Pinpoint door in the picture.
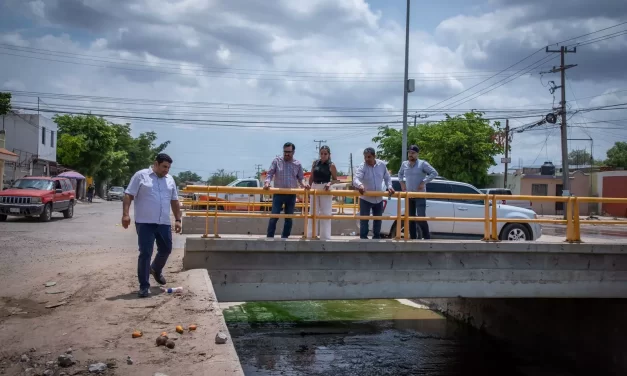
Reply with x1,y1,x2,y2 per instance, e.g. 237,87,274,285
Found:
231,180,259,210
555,184,564,212
424,182,455,234
450,184,487,236
52,180,67,211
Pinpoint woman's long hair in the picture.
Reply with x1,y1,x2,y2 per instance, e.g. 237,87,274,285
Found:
319,145,331,163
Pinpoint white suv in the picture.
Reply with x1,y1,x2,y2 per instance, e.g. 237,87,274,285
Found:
363,177,541,241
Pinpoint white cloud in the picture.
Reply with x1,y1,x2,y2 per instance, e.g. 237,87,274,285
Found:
216,45,231,63
0,0,624,178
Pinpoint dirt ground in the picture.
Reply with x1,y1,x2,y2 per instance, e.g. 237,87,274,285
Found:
0,199,240,376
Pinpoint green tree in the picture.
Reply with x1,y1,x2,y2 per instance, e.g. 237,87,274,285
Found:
55,116,171,194
372,112,503,187
207,169,237,186
0,92,10,116
55,115,117,177
174,170,203,188
605,142,627,169
1,92,11,130
568,149,593,166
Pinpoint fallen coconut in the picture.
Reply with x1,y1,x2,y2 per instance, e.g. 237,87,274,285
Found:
156,336,168,347
166,340,175,349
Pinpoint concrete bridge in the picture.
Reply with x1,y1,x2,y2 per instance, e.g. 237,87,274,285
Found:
183,237,627,302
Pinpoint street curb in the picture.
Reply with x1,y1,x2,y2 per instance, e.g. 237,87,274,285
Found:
184,268,245,375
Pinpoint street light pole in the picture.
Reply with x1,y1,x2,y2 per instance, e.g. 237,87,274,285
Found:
401,0,410,162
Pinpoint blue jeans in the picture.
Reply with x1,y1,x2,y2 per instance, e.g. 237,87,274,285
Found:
135,223,172,290
359,200,384,239
408,198,431,239
267,194,297,238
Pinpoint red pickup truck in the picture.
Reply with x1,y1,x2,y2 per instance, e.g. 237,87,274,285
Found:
0,176,76,222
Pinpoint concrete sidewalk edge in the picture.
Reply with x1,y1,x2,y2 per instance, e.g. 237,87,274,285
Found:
184,268,245,375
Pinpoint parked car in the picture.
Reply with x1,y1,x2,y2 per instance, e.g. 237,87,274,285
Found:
479,188,532,210
362,177,541,241
191,178,304,211
0,176,76,222
107,186,125,201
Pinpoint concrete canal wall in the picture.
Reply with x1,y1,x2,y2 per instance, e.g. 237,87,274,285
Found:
422,297,627,375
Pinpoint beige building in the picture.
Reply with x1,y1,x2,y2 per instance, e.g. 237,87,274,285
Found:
519,171,590,215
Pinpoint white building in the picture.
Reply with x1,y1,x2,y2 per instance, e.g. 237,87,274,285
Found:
1,112,58,185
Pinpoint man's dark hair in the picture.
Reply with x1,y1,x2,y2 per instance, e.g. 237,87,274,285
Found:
363,147,376,156
155,153,173,164
283,142,295,151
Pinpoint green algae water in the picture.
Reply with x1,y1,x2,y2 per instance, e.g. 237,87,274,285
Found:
224,299,574,376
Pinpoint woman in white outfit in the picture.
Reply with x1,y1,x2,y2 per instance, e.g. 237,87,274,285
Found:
307,146,338,240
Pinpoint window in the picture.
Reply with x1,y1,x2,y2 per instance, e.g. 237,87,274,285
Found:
236,180,257,188
451,184,484,204
42,127,46,145
531,184,548,196
426,182,452,201
51,131,55,147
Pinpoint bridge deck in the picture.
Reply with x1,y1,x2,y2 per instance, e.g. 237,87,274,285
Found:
183,236,627,301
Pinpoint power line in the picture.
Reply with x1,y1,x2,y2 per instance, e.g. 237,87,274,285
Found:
0,43,533,78
423,21,627,111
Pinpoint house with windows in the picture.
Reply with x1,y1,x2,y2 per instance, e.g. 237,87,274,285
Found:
519,170,590,216
1,112,58,186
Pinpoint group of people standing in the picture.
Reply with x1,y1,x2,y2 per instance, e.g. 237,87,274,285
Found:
119,145,438,298
264,142,438,241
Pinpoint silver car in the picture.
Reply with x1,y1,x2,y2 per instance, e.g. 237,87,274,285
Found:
107,186,125,201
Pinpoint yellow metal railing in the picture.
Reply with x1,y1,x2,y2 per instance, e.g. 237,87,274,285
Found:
181,185,627,243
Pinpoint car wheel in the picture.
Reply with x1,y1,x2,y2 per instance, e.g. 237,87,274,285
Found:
63,201,74,218
39,204,52,222
500,223,531,241
0,214,6,222
388,222,422,239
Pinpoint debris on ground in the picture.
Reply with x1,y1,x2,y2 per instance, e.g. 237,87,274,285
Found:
57,354,76,367
44,282,57,287
88,362,107,373
45,301,67,309
188,324,197,331
156,336,168,346
175,325,184,334
21,354,29,362
126,356,133,365
166,340,175,349
215,332,229,344
132,330,143,338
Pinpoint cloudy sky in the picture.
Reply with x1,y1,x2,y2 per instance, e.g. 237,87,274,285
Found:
1,0,626,181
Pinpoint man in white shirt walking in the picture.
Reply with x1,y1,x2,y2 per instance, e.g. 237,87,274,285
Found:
353,147,394,239
122,153,182,298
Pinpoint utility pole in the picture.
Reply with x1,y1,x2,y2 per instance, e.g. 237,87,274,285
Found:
504,119,510,189
314,139,327,152
545,45,577,196
254,164,262,179
349,153,354,184
401,0,411,161
412,113,428,127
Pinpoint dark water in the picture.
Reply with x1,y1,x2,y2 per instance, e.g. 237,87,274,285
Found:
223,299,573,376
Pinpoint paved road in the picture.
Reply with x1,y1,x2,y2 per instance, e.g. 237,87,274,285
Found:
0,200,212,376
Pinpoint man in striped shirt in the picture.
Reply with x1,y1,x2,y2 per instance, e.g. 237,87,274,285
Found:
264,142,309,239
